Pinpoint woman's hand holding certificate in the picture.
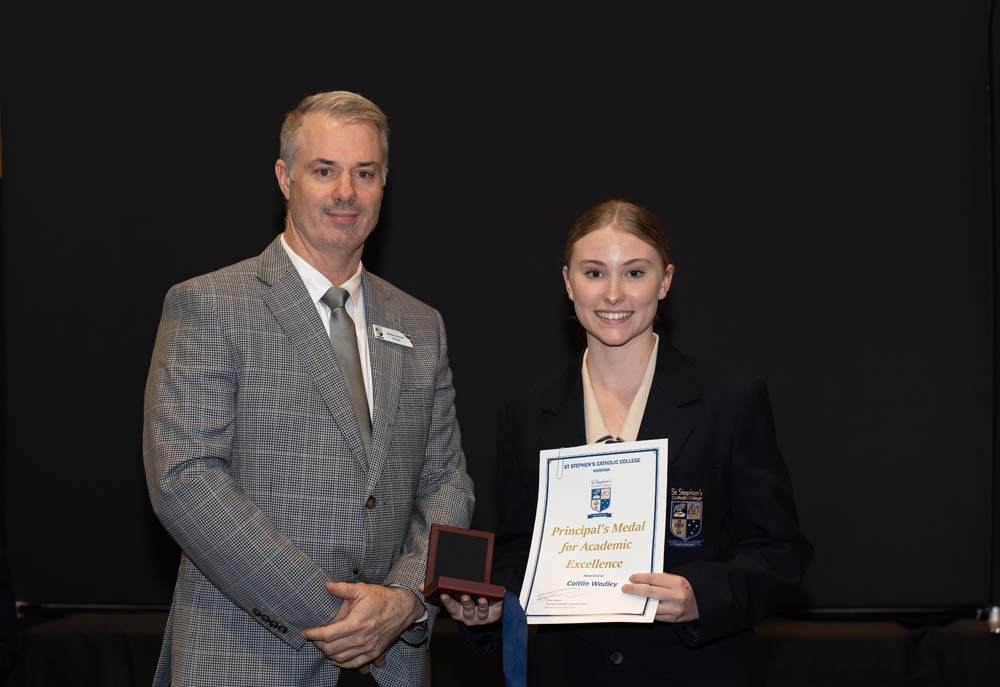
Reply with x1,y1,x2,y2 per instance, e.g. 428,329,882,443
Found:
622,572,700,623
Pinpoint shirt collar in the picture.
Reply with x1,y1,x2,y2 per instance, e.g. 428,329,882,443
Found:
280,234,364,307
582,333,659,444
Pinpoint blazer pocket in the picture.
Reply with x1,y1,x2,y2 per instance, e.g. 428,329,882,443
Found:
398,383,434,410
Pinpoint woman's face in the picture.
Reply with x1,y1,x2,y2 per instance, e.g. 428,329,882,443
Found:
563,225,674,351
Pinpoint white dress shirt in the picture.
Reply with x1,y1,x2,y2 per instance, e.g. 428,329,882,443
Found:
280,234,374,417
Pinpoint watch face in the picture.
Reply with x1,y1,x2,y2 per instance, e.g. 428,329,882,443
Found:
400,619,429,647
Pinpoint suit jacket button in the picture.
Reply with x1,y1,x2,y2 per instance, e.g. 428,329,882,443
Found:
609,650,624,665
365,496,377,509
252,609,261,617
279,625,287,633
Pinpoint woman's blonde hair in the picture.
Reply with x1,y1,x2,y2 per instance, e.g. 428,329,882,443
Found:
564,199,672,269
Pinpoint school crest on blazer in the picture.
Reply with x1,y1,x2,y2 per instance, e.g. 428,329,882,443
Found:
669,487,704,547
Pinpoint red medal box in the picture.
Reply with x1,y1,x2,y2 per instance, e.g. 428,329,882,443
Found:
423,524,505,601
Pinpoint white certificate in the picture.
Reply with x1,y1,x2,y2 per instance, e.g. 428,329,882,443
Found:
519,439,668,624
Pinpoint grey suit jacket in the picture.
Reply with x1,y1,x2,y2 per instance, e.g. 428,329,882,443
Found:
143,237,475,686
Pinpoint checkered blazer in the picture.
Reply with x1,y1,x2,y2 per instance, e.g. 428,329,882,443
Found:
143,237,475,686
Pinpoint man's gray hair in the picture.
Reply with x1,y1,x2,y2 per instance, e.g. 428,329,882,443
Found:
279,91,390,171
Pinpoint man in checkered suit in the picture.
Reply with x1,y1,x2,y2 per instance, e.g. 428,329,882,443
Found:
143,91,475,686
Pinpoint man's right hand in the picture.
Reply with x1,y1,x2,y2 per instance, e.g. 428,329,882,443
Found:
302,582,423,668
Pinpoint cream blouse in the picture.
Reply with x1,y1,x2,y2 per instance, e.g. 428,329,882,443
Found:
582,334,659,443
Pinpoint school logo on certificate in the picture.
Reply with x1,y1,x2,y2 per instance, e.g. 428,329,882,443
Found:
669,498,703,546
588,486,612,518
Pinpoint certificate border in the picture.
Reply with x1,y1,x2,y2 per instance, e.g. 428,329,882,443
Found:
524,445,663,620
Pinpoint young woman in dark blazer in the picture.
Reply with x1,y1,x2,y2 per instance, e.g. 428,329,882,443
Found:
442,200,812,685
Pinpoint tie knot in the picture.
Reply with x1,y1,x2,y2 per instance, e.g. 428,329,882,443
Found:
322,286,349,311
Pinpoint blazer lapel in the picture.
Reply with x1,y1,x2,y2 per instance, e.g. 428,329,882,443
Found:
256,238,369,472
541,341,700,460
540,354,587,450
638,340,701,466
361,273,403,496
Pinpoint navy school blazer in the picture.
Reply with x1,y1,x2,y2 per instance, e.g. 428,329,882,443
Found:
480,338,813,685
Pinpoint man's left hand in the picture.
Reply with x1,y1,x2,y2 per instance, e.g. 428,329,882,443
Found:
301,582,424,668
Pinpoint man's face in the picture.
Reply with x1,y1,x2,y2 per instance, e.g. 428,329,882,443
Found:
275,114,386,264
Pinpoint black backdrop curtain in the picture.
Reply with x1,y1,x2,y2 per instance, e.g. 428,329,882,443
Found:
2,1,995,611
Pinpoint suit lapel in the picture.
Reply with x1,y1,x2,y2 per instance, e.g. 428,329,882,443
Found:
361,273,403,496
256,238,369,472
637,340,700,466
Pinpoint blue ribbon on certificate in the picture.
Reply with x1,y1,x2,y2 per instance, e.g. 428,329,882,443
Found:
501,589,527,687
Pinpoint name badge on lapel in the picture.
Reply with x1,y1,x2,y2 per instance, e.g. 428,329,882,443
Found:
373,324,413,348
